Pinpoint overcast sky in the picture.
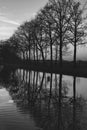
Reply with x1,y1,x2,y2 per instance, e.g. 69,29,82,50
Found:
0,0,86,41
0,0,48,40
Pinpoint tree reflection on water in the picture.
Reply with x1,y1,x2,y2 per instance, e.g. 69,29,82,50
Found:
0,66,86,130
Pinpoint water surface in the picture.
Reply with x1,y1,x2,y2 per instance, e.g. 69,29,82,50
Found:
0,66,87,130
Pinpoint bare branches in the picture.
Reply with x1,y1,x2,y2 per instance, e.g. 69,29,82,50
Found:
0,0,87,63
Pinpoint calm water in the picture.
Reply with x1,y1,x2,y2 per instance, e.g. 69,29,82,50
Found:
0,65,87,130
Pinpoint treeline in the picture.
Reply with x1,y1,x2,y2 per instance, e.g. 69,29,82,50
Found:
0,0,87,66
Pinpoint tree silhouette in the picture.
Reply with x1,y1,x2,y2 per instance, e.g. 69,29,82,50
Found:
68,1,87,67
0,0,87,67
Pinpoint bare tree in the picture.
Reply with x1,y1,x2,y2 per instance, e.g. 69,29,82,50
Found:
68,1,87,67
31,16,46,61
41,0,74,65
39,4,56,62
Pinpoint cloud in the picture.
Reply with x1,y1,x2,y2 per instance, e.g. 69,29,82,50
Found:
0,26,17,40
1,19,20,25
0,12,20,40
0,16,20,25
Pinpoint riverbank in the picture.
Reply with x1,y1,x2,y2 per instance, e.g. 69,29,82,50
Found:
1,60,87,77
24,60,87,77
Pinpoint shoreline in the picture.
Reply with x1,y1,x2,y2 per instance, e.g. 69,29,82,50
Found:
1,60,87,77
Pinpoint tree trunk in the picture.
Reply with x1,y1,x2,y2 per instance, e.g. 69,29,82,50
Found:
49,27,53,63
73,42,76,67
26,51,28,60
59,41,62,67
73,24,77,68
45,47,47,60
29,48,31,60
34,49,35,61
23,51,25,60
41,49,45,61
59,12,62,67
50,44,53,62
36,48,38,61
55,44,58,61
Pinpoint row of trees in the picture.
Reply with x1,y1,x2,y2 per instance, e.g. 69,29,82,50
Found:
0,0,87,66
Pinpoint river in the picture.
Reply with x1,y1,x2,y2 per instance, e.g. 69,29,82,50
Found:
0,65,87,130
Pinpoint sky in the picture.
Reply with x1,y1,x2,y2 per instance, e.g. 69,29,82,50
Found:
0,0,87,60
0,0,48,40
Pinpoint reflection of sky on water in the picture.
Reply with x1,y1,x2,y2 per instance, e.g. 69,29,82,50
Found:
62,75,87,99
0,87,39,130
76,77,87,99
1,67,87,130
0,88,12,105
17,69,87,99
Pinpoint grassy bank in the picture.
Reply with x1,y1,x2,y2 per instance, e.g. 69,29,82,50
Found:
1,60,87,77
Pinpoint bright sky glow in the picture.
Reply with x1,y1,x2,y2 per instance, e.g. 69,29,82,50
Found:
0,0,48,40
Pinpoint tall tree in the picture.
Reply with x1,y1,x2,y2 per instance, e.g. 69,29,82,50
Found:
31,17,46,61
68,1,87,67
41,0,74,65
40,4,56,62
